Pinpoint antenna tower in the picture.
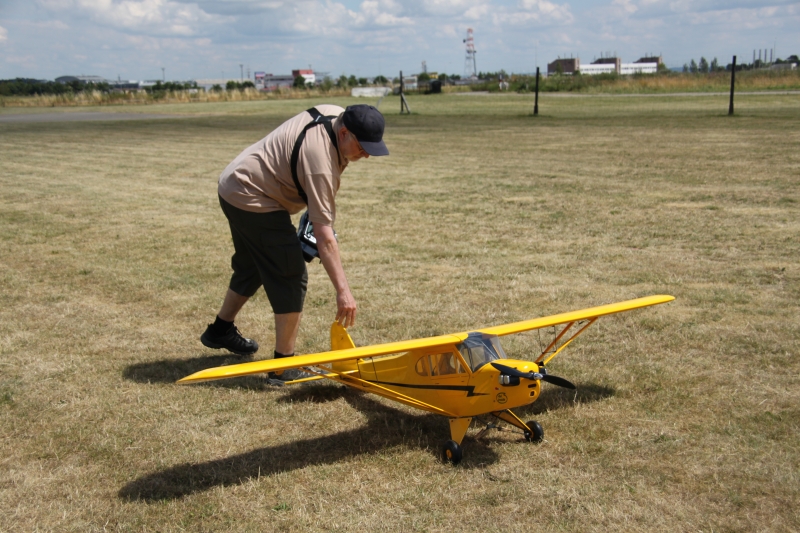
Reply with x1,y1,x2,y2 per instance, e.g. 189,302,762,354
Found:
463,28,477,79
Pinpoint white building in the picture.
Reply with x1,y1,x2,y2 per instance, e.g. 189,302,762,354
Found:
620,63,658,75
580,63,616,75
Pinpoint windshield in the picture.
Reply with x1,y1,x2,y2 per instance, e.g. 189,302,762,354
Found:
456,332,507,371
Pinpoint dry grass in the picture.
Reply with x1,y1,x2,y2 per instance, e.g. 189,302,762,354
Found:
0,87,354,108
1,93,798,532
557,69,800,94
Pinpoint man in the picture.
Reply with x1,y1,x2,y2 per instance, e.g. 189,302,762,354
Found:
200,104,388,375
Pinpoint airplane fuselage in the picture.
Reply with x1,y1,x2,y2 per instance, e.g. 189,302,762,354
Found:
340,348,541,418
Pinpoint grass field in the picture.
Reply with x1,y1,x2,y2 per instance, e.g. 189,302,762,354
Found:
1,93,798,532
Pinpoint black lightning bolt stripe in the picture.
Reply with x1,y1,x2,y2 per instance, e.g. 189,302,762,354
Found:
366,380,488,397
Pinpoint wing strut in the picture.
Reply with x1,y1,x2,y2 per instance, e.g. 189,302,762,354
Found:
304,366,459,418
534,318,597,365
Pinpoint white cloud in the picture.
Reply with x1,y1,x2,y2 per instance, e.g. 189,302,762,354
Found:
36,0,223,36
612,0,638,14
4,0,795,80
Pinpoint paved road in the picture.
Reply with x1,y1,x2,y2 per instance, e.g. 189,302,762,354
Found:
0,112,179,123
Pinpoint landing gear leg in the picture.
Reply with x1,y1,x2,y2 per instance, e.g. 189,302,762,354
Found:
491,410,544,443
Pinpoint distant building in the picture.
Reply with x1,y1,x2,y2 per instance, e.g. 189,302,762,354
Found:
401,75,418,91
109,80,142,91
593,56,621,69
620,63,657,75
636,56,663,66
254,72,266,89
547,55,661,76
581,63,617,75
548,58,579,75
262,75,295,91
55,75,107,84
291,69,315,85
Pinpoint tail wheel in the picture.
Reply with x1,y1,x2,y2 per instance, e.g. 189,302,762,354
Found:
524,420,544,443
441,440,463,465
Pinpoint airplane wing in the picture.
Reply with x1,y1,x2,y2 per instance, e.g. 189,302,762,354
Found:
477,294,674,336
178,294,674,384
178,333,464,384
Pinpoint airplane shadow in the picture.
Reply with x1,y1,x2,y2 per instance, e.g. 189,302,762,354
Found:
118,390,499,502
122,354,275,391
515,382,616,417
119,357,611,501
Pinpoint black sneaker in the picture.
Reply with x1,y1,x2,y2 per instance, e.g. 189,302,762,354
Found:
200,324,258,356
268,368,316,383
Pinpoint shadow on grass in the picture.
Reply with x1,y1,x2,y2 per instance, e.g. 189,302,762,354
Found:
122,354,274,391
516,382,616,417
118,392,498,502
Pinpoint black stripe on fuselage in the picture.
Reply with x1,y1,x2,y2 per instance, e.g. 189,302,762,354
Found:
367,380,488,397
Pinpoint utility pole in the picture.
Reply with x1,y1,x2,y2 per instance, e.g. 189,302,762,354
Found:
161,67,165,82
729,55,737,116
240,64,243,81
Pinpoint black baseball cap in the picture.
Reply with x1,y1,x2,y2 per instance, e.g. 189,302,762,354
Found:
342,104,389,156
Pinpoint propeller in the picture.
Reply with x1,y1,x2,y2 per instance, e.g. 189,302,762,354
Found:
491,362,576,390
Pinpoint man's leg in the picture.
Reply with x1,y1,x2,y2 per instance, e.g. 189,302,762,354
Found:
218,288,249,322
274,312,302,355
203,197,263,356
271,312,312,382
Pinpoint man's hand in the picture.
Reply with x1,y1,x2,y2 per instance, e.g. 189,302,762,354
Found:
315,223,357,328
334,287,357,328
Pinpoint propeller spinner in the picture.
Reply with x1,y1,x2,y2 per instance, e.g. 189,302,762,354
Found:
491,362,576,390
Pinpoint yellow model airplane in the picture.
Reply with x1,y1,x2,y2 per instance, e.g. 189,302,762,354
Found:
179,294,673,464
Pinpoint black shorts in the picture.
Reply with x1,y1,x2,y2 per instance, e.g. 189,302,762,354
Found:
218,196,307,314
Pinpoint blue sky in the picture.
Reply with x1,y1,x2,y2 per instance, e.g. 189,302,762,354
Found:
1,0,797,81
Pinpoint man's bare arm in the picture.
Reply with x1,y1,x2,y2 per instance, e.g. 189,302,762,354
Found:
315,224,357,328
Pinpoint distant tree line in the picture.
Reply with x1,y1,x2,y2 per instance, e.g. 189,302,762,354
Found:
225,80,254,91
683,55,799,73
0,78,206,97
0,78,111,96
145,80,198,93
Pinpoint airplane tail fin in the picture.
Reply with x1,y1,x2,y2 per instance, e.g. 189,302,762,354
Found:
331,321,358,372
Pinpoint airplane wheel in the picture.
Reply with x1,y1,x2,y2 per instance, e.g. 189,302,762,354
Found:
524,420,544,443
441,440,463,465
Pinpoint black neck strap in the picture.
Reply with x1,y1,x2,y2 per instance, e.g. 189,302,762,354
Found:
290,107,340,205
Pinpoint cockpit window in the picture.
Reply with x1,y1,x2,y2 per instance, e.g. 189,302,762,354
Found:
415,356,429,376
456,332,507,371
429,352,466,376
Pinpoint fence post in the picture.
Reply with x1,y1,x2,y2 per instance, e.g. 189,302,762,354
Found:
400,70,404,114
534,67,540,116
728,55,736,116
399,70,410,114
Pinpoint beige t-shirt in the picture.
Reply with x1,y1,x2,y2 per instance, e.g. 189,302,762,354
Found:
217,104,347,226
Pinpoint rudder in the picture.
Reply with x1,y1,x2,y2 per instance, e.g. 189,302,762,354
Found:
330,322,358,372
